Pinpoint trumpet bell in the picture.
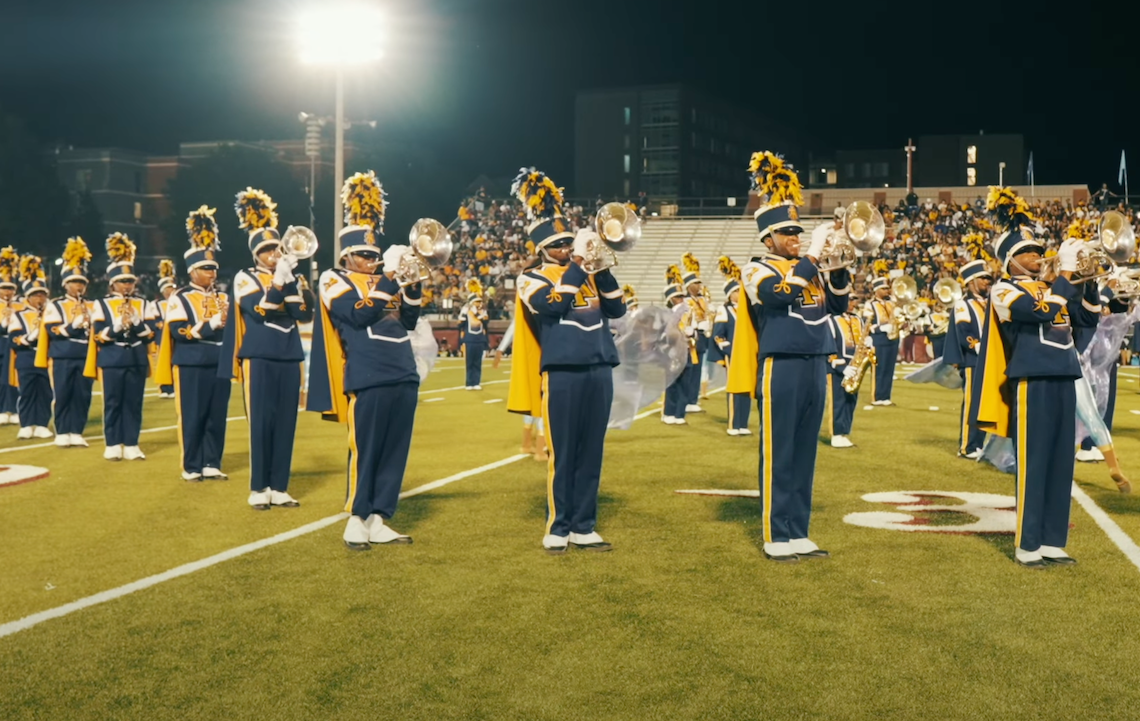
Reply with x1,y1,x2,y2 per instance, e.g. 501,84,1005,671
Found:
843,200,885,252
892,275,918,303
596,202,641,252
932,278,963,305
1099,210,1136,264
281,226,319,259
408,219,454,268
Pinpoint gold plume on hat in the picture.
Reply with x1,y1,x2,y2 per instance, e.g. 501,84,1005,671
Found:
0,246,18,283
665,264,682,286
466,278,483,296
718,255,740,281
105,233,137,264
341,171,388,231
62,237,91,268
235,188,278,231
622,284,637,300
158,259,175,278
682,252,700,275
18,254,44,283
186,205,220,250
748,151,804,207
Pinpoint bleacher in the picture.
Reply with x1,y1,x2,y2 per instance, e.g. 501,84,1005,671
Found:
609,215,829,303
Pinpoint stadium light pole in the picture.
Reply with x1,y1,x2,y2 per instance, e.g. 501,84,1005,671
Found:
297,4,384,260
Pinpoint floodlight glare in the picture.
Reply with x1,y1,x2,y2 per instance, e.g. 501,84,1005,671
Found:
297,4,385,66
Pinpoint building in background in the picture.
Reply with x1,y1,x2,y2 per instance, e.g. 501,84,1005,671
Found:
915,133,1025,188
575,84,800,205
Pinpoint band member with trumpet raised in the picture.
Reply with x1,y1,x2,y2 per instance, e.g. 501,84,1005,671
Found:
942,251,991,460
217,189,307,506
863,276,900,406
155,259,178,399
661,265,694,425
825,296,864,448
35,238,95,447
508,167,625,554
8,256,52,439
974,186,1084,569
154,207,231,482
713,256,751,436
459,279,489,390
309,171,424,549
87,233,157,461
0,247,21,426
681,253,711,411
727,151,851,563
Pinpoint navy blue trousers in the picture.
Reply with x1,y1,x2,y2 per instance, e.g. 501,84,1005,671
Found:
728,392,751,430
871,340,899,401
17,366,51,428
757,355,826,543
827,371,857,437
1012,377,1076,552
160,384,174,395
51,358,93,435
685,349,705,404
346,382,418,519
543,365,613,537
930,334,946,359
1080,366,1118,451
663,368,692,419
958,367,986,455
175,365,231,474
242,359,299,492
465,343,486,386
102,366,146,446
0,343,17,414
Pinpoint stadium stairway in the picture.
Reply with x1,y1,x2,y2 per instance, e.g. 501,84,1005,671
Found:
609,215,828,303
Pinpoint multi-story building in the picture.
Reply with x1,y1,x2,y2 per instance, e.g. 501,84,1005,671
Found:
574,84,800,205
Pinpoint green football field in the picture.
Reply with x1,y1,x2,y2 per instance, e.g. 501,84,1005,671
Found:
2,358,1140,720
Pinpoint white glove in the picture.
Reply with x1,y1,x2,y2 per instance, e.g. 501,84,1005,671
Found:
698,320,712,334
830,358,845,369
273,259,295,287
112,318,124,333
806,228,829,259
879,323,894,336
209,314,224,330
864,335,874,348
382,244,409,274
70,314,86,330
843,365,858,381
1058,238,1082,272
572,229,596,264
282,253,299,271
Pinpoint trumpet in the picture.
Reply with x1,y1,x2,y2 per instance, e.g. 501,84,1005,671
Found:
279,226,319,260
118,297,141,328
396,218,454,287
1039,246,1114,285
582,202,641,273
206,286,228,323
1111,268,1140,301
818,200,886,271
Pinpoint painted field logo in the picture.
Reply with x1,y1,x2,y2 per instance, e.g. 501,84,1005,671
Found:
843,491,1016,534
0,464,50,489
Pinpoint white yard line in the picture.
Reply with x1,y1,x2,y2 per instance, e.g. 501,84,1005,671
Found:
0,454,531,640
1070,482,1140,573
0,417,247,455
419,380,509,395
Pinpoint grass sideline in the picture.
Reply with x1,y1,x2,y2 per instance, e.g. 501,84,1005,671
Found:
1,360,1140,719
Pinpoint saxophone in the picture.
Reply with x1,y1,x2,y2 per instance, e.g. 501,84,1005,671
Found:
842,317,876,393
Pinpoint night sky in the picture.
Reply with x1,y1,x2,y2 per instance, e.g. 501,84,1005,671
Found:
2,0,1138,192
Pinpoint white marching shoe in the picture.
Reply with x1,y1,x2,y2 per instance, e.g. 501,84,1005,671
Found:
123,446,146,461
568,531,612,551
69,434,89,447
343,516,370,550
248,489,271,510
736,428,752,435
32,426,53,439
103,444,123,461
727,428,741,436
789,538,830,558
1075,448,1104,463
54,434,71,447
831,435,854,448
366,514,411,544
202,467,229,480
543,533,569,554
269,490,300,507
473,385,483,390
0,413,9,425
16,426,33,439
685,404,704,413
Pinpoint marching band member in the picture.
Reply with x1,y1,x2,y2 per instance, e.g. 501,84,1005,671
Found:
87,233,157,461
713,256,750,436
8,256,52,439
220,189,307,507
825,296,863,448
494,316,548,461
974,187,1083,569
863,277,899,405
727,151,850,563
943,251,992,459
507,167,625,554
0,247,22,426
308,171,421,549
661,265,693,425
35,238,95,447
459,280,489,390
155,207,231,482
681,253,711,411
155,259,178,399
928,301,950,358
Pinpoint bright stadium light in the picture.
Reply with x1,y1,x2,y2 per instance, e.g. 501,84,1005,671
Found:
297,5,384,66
296,3,385,256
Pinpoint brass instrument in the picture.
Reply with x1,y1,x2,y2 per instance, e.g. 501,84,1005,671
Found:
70,294,92,330
1039,214,1135,284
903,301,926,321
1111,268,1140,301
279,225,319,259
843,341,876,393
118,296,141,327
932,278,963,306
583,202,641,272
205,286,228,324
1099,211,1136,263
818,200,886,271
884,275,917,341
397,218,454,286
